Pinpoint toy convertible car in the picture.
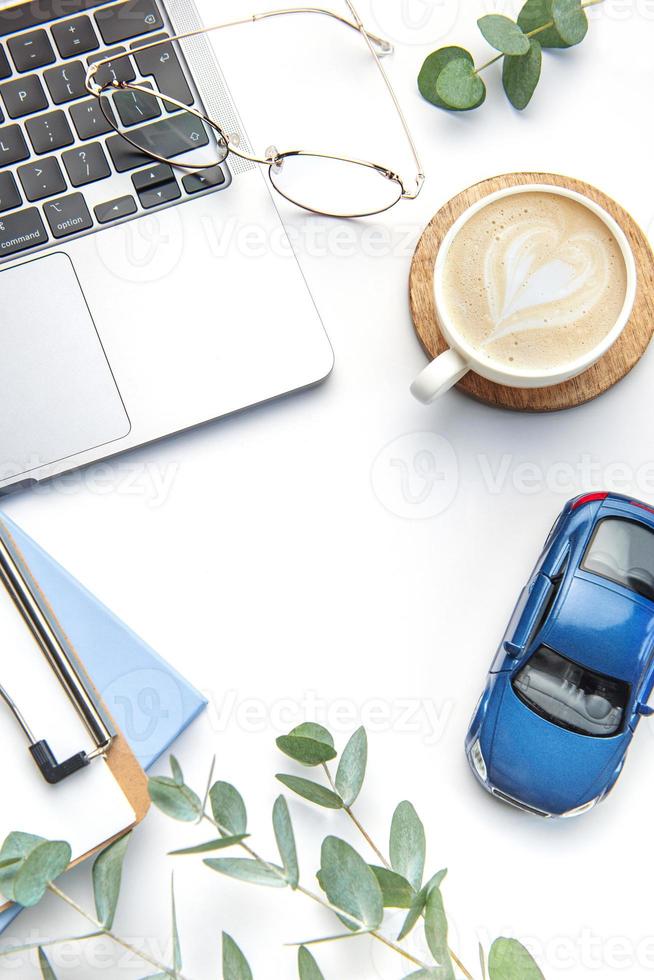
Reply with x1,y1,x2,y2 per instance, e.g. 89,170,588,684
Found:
466,492,654,818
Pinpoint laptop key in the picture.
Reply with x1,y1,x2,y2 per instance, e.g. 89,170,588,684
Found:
44,61,88,104
52,16,100,59
0,43,12,80
87,47,136,88
114,84,161,127
94,194,137,223
132,162,173,191
18,156,67,201
0,2,108,39
70,96,116,139
138,178,180,209
62,141,111,185
0,206,48,255
0,171,21,212
183,166,226,194
106,114,209,171
8,30,56,73
95,0,163,46
26,110,75,154
0,123,29,166
0,75,48,118
132,35,193,107
44,192,93,238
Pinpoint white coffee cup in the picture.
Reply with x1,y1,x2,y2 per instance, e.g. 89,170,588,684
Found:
410,184,638,404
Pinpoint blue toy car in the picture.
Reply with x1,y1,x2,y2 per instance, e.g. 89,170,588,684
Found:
466,492,654,818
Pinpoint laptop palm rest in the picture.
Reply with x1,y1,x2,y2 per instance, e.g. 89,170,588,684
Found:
0,253,130,482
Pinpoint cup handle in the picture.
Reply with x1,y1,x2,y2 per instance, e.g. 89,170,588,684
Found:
410,349,470,404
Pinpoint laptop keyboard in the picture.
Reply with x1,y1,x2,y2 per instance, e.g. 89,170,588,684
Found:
0,0,229,261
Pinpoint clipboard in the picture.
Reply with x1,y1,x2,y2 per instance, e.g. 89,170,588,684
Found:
0,517,150,914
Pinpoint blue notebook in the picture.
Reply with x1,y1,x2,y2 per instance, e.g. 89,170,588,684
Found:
0,512,207,933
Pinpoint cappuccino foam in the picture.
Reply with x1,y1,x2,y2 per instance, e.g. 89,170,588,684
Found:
441,192,628,372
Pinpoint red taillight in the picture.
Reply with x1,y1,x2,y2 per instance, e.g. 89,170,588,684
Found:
571,492,609,510
630,500,654,515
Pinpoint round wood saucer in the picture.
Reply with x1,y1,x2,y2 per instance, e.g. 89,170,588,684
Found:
410,172,654,412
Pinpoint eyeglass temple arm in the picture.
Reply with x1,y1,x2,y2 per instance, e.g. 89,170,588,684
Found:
342,0,424,197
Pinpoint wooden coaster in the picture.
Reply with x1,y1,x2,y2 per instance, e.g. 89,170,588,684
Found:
410,172,654,412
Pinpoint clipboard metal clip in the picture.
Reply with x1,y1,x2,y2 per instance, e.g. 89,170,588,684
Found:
0,532,116,785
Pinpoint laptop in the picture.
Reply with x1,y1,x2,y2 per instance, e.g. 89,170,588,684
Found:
0,0,334,494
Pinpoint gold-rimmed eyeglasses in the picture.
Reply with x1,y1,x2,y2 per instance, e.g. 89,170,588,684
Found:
85,2,425,218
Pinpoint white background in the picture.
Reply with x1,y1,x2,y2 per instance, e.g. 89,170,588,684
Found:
2,1,654,978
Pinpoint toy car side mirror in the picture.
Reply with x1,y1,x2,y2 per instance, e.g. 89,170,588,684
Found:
504,640,524,659
636,703,654,718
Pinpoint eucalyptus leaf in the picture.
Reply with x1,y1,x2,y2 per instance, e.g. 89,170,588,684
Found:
276,775,343,810
551,0,588,45
276,735,337,767
488,938,545,979
205,857,287,887
298,945,326,980
210,782,247,836
169,756,184,786
502,38,542,109
402,972,439,979
0,834,71,908
517,0,569,47
397,870,447,942
418,46,477,109
171,876,181,972
290,723,334,748
319,836,383,932
38,947,58,980
223,933,253,980
436,58,486,111
335,727,367,807
169,835,248,856
273,795,299,888
424,885,454,980
478,15,530,55
92,832,131,929
148,776,202,823
389,802,425,892
369,866,414,909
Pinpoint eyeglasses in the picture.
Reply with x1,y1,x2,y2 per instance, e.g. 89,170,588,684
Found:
85,3,425,219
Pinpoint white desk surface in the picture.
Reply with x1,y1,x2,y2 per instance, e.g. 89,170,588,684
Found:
2,1,654,977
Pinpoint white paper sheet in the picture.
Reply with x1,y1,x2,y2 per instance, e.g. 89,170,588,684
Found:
0,583,136,906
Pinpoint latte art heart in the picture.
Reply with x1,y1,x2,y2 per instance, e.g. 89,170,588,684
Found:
442,192,628,373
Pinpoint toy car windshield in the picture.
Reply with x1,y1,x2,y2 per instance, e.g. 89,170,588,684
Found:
582,517,654,602
513,646,629,737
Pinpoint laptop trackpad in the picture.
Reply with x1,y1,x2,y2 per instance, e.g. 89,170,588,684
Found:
0,253,130,479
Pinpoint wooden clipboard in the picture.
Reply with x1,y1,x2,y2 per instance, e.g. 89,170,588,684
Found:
0,517,150,913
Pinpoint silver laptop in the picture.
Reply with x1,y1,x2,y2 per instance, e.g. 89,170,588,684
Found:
0,0,333,494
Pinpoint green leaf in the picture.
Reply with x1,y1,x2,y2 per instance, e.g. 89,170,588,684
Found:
370,866,414,908
223,933,253,980
275,775,343,810
169,835,248,856
488,938,545,979
335,727,367,807
276,735,337,767
424,885,455,980
389,802,425,892
290,723,334,747
298,945,326,980
0,834,71,908
148,776,202,822
478,15,530,55
319,836,383,932
436,57,486,111
397,870,447,941
402,972,439,979
517,0,569,47
38,947,58,980
169,756,184,785
171,876,181,972
418,47,477,110
273,796,299,888
205,857,287,887
502,38,542,109
552,0,588,45
210,782,247,836
92,832,131,929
